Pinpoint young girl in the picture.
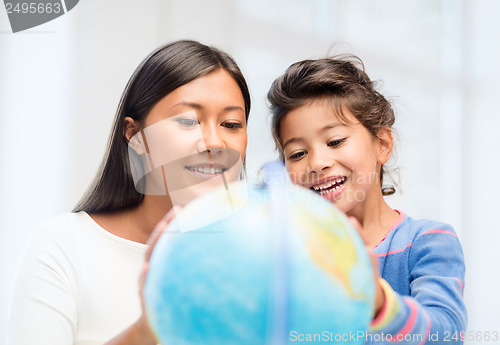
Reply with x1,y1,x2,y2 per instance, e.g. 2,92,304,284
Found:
268,57,466,344
7,40,250,345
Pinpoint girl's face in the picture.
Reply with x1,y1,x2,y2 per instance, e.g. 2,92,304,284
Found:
127,69,247,205
280,99,391,215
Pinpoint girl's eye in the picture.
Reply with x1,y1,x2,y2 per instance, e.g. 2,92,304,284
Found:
222,122,243,130
328,138,347,147
289,151,306,160
176,118,199,127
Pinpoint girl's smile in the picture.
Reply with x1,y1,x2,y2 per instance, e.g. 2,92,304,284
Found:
280,99,389,216
309,175,348,200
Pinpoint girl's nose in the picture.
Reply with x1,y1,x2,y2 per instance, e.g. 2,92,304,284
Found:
307,148,333,174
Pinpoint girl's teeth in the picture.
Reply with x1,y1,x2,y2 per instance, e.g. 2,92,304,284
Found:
312,177,346,194
319,183,341,195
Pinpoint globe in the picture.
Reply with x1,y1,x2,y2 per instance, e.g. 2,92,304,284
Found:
144,164,375,345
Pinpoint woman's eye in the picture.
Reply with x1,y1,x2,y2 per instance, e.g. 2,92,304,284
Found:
289,151,306,160
328,138,346,147
176,118,199,127
222,122,243,130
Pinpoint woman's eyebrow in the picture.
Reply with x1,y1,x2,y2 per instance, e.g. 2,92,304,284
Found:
169,101,203,111
168,102,244,113
222,105,245,112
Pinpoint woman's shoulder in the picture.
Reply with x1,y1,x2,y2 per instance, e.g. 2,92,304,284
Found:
12,213,92,290
22,212,96,260
30,212,91,241
31,211,147,256
36,211,87,227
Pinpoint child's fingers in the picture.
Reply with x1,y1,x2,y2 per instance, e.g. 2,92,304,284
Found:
347,216,386,317
365,248,385,317
368,251,385,317
348,216,369,245
367,248,380,275
348,216,362,232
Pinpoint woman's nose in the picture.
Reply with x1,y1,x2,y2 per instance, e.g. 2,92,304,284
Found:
196,123,225,153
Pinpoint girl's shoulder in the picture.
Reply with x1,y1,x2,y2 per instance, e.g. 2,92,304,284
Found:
394,212,463,259
376,211,464,270
398,212,458,239
376,211,461,254
400,213,465,275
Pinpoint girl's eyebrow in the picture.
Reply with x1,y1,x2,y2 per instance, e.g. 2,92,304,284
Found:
283,137,302,149
283,123,341,149
320,123,341,132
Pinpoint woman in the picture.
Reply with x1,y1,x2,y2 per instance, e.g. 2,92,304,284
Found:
7,40,251,345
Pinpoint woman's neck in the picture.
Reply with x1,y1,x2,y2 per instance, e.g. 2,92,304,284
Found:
90,195,173,244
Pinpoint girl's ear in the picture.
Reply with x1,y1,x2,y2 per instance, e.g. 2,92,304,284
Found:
376,127,393,164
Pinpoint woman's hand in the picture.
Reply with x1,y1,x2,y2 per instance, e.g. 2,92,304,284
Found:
105,207,180,345
347,217,385,319
138,206,181,343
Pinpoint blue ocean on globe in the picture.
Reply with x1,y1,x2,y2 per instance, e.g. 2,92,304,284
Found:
144,164,375,345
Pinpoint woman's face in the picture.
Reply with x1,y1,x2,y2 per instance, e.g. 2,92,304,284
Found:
128,69,247,206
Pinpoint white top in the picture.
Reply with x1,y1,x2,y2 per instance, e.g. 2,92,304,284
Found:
6,212,147,345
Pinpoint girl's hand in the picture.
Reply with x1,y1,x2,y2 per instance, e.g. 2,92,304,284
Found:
347,217,385,319
137,206,181,344
367,250,385,318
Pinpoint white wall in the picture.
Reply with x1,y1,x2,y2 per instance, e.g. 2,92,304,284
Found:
1,0,499,342
0,7,76,341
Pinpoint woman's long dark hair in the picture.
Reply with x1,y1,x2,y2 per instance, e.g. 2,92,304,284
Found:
73,40,251,213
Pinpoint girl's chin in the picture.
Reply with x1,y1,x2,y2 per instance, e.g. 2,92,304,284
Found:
322,194,352,214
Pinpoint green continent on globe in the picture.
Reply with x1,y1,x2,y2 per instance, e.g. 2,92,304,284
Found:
291,206,361,300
